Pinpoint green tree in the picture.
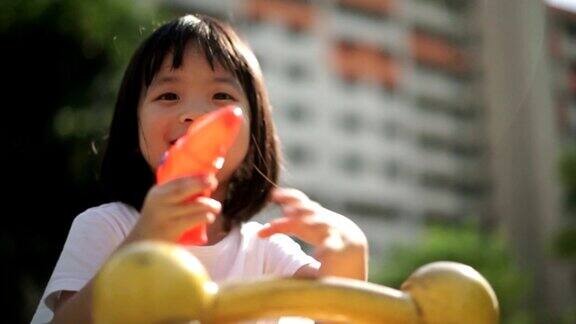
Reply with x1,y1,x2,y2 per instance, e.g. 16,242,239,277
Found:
371,223,536,324
552,147,576,323
1,1,169,322
556,147,576,260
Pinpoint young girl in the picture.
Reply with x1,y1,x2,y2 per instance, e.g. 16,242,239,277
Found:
32,14,368,324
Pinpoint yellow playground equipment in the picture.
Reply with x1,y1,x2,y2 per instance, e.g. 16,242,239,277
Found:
93,242,500,323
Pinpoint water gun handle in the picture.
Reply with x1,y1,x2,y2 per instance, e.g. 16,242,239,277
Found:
178,178,212,245
156,106,243,245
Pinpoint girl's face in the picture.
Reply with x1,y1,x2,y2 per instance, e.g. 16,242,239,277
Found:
138,46,251,184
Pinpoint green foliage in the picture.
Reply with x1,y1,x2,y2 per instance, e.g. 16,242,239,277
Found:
559,147,576,214
552,226,576,259
556,147,576,260
371,223,536,324
4,1,171,186
1,1,171,321
2,0,170,135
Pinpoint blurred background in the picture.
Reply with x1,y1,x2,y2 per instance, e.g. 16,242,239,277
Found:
2,0,576,323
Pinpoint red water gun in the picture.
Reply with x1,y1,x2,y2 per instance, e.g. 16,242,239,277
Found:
156,105,244,245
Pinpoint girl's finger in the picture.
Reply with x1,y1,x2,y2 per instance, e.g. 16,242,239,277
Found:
171,197,222,218
258,218,300,238
161,175,218,203
282,204,316,218
172,212,216,235
259,217,332,246
270,187,310,205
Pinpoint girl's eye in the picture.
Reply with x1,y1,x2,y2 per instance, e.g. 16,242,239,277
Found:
157,92,179,101
213,92,236,101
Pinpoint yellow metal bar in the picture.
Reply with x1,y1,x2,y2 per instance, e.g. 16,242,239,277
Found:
93,242,500,324
210,278,419,323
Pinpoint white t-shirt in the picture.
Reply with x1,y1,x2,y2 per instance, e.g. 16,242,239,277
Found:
31,202,320,324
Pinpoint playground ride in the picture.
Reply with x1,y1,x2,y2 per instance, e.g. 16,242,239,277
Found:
93,241,500,324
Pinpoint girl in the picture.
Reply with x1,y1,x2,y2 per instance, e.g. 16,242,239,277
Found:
32,14,368,324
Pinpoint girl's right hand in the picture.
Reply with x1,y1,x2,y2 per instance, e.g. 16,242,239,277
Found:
126,175,221,243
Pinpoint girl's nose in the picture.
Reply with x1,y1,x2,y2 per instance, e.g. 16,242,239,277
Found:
179,113,193,123
179,108,202,124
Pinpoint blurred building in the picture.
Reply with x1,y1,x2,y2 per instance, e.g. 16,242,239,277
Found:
160,0,483,260
154,0,575,317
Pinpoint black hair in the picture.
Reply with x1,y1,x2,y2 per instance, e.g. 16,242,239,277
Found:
101,14,280,231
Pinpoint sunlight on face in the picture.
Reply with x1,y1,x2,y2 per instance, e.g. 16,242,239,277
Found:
138,45,251,185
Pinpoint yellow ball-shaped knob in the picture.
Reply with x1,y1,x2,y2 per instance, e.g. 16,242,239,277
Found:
93,241,216,324
401,261,499,324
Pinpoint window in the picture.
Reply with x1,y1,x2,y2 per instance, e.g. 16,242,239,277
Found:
416,0,470,13
339,112,362,134
566,20,576,38
383,160,401,180
418,132,481,159
343,200,400,219
245,0,316,32
381,120,400,139
450,142,481,159
453,180,484,198
286,62,308,81
337,0,391,21
339,153,364,174
285,103,309,123
285,144,313,165
418,133,450,151
416,96,476,121
420,171,453,190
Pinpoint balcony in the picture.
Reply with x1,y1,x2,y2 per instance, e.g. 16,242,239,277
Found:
331,7,403,54
168,0,238,15
337,0,395,18
331,40,401,89
407,67,468,103
403,0,465,36
245,0,317,32
410,30,469,74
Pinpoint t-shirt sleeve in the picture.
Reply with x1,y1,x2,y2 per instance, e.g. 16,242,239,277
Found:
263,233,321,277
38,209,124,316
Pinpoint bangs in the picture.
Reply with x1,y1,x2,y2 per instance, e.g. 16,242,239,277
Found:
141,14,245,87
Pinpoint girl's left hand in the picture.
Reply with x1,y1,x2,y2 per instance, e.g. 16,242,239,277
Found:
258,187,369,280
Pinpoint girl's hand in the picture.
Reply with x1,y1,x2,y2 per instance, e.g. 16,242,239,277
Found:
258,187,369,280
126,175,222,243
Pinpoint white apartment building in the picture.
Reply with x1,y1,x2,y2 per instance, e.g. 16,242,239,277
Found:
160,0,483,260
